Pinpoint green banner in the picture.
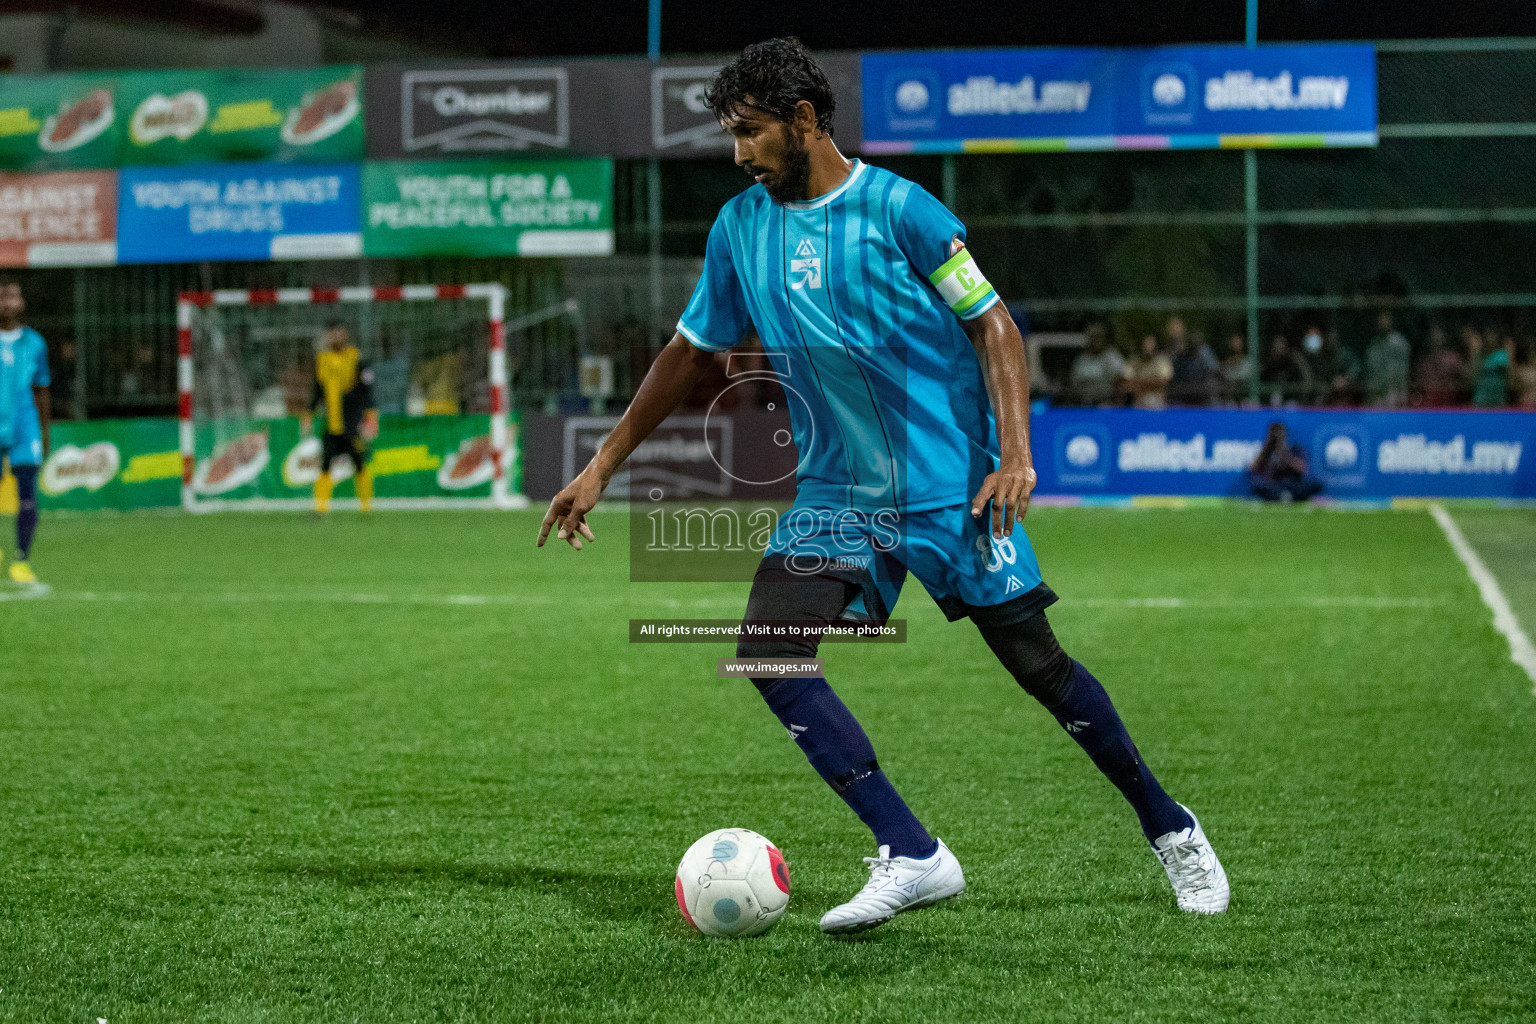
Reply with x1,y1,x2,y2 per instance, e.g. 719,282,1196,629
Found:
0,74,121,172
29,417,182,510
0,67,362,171
362,158,614,258
118,67,363,166
191,414,519,503
0,414,520,512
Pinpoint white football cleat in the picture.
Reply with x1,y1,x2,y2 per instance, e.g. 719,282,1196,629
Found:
819,839,966,934
1152,804,1230,914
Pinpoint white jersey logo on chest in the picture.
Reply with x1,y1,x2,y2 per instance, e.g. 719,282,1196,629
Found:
790,238,822,291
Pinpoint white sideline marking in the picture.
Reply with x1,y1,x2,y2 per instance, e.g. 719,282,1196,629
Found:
1429,503,1536,694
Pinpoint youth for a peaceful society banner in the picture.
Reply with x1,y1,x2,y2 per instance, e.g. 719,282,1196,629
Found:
0,169,117,267
362,158,613,257
117,161,362,263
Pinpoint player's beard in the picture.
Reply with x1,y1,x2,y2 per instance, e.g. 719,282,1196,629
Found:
758,124,811,204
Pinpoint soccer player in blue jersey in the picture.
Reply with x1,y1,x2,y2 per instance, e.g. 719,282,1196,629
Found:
0,278,50,586
540,39,1229,931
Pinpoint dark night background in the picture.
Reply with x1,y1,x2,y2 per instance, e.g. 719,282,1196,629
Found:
322,0,1536,57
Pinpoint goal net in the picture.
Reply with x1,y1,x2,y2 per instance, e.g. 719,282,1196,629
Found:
177,283,526,511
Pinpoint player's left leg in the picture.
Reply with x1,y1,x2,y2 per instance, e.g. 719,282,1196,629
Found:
9,461,40,584
976,612,1228,912
908,505,1229,913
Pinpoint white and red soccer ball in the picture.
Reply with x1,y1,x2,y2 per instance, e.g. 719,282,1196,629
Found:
675,828,791,937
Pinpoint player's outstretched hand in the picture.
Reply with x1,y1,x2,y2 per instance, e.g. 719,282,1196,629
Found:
538,468,604,551
971,463,1037,538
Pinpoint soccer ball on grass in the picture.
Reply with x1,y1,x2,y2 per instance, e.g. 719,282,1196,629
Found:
675,828,791,937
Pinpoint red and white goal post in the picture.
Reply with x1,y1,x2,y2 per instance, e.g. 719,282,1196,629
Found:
176,283,527,512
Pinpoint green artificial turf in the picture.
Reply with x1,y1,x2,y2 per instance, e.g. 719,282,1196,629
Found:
1,506,1533,1023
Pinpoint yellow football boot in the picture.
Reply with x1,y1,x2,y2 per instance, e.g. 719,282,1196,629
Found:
9,560,39,585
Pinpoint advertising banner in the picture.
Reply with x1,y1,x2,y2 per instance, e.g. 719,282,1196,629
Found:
30,417,182,510
0,169,117,267
1033,408,1534,500
117,67,363,166
116,161,362,263
365,54,863,160
191,414,517,503
362,158,613,257
0,74,120,172
9,414,522,511
863,43,1376,153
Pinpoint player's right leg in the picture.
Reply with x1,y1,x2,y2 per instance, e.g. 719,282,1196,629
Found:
314,434,344,514
738,560,964,933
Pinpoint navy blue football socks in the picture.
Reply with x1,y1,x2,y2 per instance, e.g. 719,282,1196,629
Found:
1047,660,1193,842
12,464,37,560
757,676,938,860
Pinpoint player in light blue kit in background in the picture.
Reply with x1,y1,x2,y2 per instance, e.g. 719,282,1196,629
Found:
541,39,1229,932
0,277,52,586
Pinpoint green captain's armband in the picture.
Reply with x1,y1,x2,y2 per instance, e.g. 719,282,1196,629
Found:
927,247,997,320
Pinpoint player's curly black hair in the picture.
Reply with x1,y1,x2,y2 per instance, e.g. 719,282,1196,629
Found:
706,37,836,137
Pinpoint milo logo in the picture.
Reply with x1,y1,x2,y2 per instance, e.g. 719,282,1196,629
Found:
41,442,120,495
130,91,209,145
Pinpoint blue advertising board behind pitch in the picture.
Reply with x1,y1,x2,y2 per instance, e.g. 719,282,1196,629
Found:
863,43,1377,152
117,162,363,264
1032,409,1534,500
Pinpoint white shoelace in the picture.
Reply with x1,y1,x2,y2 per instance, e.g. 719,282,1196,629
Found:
1158,834,1216,891
850,852,902,907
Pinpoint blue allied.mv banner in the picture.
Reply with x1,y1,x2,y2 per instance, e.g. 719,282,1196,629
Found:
863,43,1377,153
1032,409,1534,501
116,161,362,263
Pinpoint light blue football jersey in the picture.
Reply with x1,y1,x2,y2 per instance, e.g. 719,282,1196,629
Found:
677,160,1002,513
0,325,50,457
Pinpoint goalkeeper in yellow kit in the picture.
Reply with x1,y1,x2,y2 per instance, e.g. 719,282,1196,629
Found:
301,322,377,513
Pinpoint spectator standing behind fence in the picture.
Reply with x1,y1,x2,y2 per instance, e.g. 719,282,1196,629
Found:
1471,330,1514,408
1124,334,1172,409
1512,338,1536,410
1247,421,1323,503
1364,310,1411,408
371,333,411,415
1067,321,1127,406
1165,317,1218,406
1413,323,1465,407
1307,327,1360,406
1260,334,1311,405
1217,333,1253,404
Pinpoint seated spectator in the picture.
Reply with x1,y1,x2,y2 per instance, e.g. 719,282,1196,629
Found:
1412,323,1465,407
1124,334,1172,409
1217,333,1253,404
1307,329,1361,406
1472,330,1514,408
1364,310,1410,408
1260,334,1312,405
1066,321,1126,406
1164,316,1219,405
1248,422,1323,503
1512,338,1536,410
